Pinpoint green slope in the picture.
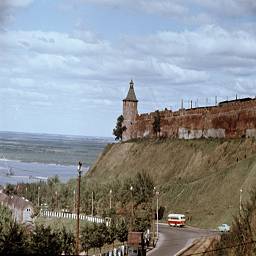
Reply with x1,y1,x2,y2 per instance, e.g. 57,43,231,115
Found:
87,138,256,228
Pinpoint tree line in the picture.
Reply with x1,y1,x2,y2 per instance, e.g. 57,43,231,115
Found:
0,205,129,255
2,171,159,254
5,172,156,229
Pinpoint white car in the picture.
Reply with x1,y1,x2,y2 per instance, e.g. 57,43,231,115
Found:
218,224,230,232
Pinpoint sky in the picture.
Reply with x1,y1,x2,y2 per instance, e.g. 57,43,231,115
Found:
0,0,256,137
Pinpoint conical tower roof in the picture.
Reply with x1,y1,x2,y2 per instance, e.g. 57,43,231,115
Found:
123,80,138,102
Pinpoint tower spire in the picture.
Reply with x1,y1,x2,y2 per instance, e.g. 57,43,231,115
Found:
122,80,138,141
124,80,138,102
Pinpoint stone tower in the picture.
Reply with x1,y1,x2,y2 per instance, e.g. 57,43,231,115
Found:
123,80,138,141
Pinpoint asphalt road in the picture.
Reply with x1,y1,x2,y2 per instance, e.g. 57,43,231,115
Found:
147,224,217,256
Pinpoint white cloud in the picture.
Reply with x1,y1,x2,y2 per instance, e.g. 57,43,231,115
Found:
193,0,256,17
77,0,188,17
72,0,256,27
2,30,110,56
0,0,34,8
1,18,256,135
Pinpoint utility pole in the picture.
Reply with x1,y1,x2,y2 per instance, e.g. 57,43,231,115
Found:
76,161,82,255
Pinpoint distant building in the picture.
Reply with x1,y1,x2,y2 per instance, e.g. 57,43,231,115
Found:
0,191,34,224
121,80,256,141
123,80,138,141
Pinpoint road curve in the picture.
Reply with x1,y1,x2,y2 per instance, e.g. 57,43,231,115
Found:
147,224,217,256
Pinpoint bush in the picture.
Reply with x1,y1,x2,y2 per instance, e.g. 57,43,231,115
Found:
213,187,256,255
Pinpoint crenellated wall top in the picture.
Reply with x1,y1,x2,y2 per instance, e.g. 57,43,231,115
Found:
137,98,256,120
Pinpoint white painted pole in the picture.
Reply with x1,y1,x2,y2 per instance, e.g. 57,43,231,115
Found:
110,189,112,209
91,191,94,216
240,188,243,214
156,191,159,239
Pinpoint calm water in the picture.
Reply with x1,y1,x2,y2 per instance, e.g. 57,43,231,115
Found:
0,132,112,185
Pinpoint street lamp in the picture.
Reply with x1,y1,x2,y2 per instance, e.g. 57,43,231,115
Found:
37,186,40,207
73,189,76,213
130,185,134,228
55,190,58,209
156,191,160,240
75,161,82,255
91,191,94,216
240,188,243,215
109,189,112,209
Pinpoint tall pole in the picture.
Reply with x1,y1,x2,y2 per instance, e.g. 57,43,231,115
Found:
76,161,82,255
37,186,40,207
109,189,112,209
73,189,76,213
55,191,58,209
130,185,134,229
152,187,156,245
156,191,159,240
240,188,243,215
91,191,94,216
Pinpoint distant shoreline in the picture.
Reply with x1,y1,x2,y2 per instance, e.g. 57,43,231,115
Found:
0,131,108,185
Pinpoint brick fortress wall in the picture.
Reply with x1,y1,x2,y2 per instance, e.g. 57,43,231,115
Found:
122,82,256,141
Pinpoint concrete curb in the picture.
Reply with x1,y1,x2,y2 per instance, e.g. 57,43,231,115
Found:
174,239,197,256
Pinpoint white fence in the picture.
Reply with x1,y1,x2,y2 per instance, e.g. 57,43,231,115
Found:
40,210,110,225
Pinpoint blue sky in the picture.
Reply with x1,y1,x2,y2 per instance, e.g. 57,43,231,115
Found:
0,0,256,137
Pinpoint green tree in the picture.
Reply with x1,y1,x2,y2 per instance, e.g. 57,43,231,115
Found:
116,219,128,244
4,184,16,196
106,221,117,249
93,223,109,253
0,205,12,231
113,115,127,141
0,222,29,256
30,225,62,256
133,172,154,205
152,110,161,137
133,213,151,232
81,224,94,255
58,227,75,255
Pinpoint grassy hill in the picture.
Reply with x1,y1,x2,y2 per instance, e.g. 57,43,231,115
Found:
87,138,256,228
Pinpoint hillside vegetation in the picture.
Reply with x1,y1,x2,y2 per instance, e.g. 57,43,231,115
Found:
87,138,256,228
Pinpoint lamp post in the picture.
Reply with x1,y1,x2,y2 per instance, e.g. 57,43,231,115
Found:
37,186,40,207
130,185,134,229
75,161,82,255
109,189,112,209
91,191,94,216
156,191,159,240
152,187,156,244
55,190,58,209
240,188,243,215
73,189,76,213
